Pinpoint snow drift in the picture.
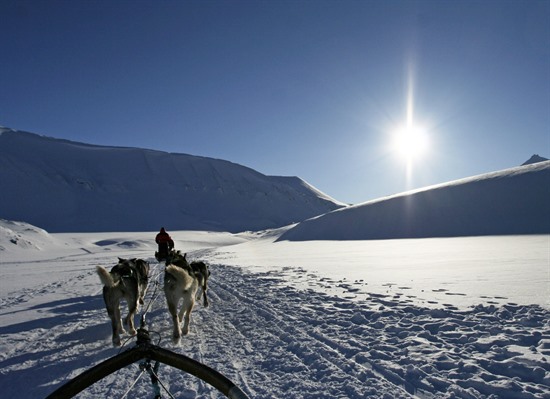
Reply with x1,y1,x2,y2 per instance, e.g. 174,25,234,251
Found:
0,218,60,252
279,161,550,241
0,128,344,233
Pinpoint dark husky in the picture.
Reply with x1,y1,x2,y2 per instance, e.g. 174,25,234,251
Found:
164,250,210,343
96,258,150,346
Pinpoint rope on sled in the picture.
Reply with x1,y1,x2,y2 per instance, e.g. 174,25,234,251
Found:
139,258,168,328
141,279,162,322
142,359,176,399
117,261,165,351
119,368,146,399
116,358,177,399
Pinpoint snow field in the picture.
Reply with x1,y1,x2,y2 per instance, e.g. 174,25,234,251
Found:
0,227,549,398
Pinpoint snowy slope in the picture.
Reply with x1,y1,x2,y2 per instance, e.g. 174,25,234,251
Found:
0,219,60,252
279,161,550,241
0,128,344,233
0,224,548,398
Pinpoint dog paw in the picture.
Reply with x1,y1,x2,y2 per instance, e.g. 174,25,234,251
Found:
128,328,137,336
112,337,122,347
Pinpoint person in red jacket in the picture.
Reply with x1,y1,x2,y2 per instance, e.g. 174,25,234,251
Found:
155,227,174,261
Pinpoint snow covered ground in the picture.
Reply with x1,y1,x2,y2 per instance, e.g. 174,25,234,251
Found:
0,222,549,398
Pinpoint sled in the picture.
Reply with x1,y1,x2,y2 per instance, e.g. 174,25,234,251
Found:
155,250,167,262
45,325,249,399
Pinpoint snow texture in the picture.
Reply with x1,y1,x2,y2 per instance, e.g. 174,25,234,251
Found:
279,161,550,241
0,222,549,399
0,129,344,233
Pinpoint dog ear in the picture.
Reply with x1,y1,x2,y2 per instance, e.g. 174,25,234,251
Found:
118,257,124,262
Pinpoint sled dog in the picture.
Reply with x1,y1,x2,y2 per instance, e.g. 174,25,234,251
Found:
166,250,211,307
189,260,210,307
164,250,210,343
96,258,150,346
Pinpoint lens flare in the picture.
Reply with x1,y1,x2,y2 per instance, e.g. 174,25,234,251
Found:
393,125,429,160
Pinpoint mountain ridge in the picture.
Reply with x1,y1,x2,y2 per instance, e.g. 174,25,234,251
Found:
0,128,344,233
522,154,549,165
279,161,550,241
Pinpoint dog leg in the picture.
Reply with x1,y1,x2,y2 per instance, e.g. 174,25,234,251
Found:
167,299,181,343
107,311,121,347
107,301,124,347
202,277,209,308
196,284,209,307
194,274,209,307
125,300,138,336
103,287,125,347
138,281,148,305
181,297,195,335
195,287,203,302
178,303,185,332
114,305,125,334
110,324,121,346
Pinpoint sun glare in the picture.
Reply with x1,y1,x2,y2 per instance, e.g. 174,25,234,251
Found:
391,62,430,164
393,124,429,160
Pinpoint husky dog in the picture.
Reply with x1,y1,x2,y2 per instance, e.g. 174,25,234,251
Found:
189,260,210,307
96,258,150,346
166,250,211,307
164,250,210,343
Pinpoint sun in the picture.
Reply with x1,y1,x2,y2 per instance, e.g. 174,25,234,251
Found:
393,124,429,161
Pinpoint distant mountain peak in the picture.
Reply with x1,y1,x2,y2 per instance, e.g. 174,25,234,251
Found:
522,154,548,166
0,127,345,233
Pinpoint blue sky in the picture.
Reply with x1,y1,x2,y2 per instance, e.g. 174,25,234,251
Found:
1,0,549,204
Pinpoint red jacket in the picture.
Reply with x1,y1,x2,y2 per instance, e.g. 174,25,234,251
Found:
155,228,174,250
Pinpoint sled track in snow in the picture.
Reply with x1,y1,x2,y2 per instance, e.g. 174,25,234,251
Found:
207,265,416,399
1,255,549,398
203,264,550,399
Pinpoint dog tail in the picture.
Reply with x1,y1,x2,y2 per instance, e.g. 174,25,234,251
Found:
96,266,117,287
165,264,194,290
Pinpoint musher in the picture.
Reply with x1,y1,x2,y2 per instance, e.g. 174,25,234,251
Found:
155,227,174,261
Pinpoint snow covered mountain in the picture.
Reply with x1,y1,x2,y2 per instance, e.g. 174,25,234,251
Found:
279,161,550,241
522,154,549,165
0,128,344,233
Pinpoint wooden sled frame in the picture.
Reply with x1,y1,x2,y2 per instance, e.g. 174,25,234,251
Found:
45,327,250,399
